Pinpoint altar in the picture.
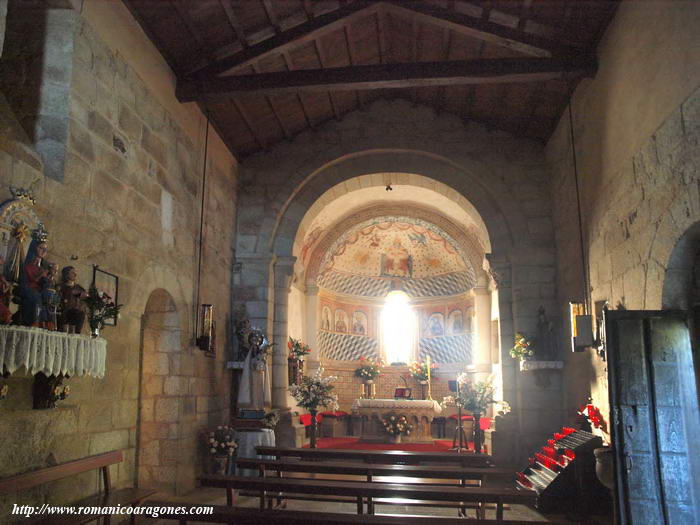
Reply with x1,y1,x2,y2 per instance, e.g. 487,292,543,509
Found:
351,398,442,443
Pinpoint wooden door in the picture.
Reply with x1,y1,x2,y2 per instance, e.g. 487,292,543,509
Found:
606,310,700,525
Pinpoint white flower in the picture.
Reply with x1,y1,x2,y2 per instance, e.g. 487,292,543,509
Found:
210,448,217,453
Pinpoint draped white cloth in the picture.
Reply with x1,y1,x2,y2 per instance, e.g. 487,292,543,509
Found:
237,350,271,408
352,398,442,413
0,325,107,378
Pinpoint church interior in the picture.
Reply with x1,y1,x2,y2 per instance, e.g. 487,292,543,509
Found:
0,0,698,523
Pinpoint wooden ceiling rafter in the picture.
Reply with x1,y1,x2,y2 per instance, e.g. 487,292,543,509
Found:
220,0,250,48
177,56,597,102
313,38,342,121
382,1,576,58
232,97,266,151
186,1,379,79
436,26,453,113
343,24,365,109
281,50,314,128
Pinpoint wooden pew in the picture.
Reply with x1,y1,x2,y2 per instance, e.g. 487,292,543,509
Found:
0,450,155,525
237,457,515,483
256,446,495,467
146,502,558,524
237,457,517,517
200,475,537,521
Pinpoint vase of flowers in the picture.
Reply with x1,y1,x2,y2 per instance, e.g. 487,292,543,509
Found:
442,373,508,453
83,285,121,338
289,368,338,448
382,414,413,444
287,337,311,385
355,356,384,382
408,360,437,399
510,332,535,361
205,425,238,475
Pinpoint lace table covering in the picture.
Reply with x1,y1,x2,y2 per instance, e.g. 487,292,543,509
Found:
0,325,107,378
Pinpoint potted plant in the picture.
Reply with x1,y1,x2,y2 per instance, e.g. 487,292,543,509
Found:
354,356,384,383
510,332,535,360
289,368,338,448
205,425,238,475
381,414,413,444
287,337,311,385
442,373,507,453
82,285,122,338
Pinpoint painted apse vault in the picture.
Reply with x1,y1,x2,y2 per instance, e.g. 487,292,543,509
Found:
312,217,475,364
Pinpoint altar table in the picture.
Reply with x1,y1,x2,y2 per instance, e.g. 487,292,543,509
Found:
351,398,442,443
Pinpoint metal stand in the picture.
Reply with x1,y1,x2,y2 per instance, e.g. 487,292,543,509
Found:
450,382,468,452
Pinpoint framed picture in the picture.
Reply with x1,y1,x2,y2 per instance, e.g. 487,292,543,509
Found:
92,266,119,326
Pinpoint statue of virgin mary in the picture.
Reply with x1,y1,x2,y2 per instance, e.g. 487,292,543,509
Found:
237,328,272,411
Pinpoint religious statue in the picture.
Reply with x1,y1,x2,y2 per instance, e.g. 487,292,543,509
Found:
237,328,271,411
58,266,87,334
40,262,60,330
0,255,12,324
18,225,49,326
536,306,558,361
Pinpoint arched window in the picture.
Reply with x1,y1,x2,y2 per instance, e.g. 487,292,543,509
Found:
380,290,418,364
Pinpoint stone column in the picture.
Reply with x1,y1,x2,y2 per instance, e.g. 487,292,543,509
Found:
472,286,491,366
271,256,296,409
304,284,320,372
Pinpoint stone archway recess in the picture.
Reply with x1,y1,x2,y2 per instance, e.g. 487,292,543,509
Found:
234,104,560,461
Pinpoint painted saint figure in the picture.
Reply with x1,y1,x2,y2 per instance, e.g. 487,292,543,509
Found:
18,236,48,326
58,266,87,334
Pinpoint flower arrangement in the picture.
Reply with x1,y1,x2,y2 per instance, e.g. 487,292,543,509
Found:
206,425,238,456
0,383,8,400
442,373,498,413
83,285,122,334
510,332,534,360
408,360,438,382
289,367,339,411
578,401,606,431
354,356,384,381
52,385,70,404
288,337,311,360
262,410,280,429
382,414,413,436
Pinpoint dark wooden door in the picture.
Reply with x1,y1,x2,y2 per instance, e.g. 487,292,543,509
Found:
606,310,700,525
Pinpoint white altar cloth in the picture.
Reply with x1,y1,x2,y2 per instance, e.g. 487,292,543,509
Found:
352,398,442,413
0,325,107,378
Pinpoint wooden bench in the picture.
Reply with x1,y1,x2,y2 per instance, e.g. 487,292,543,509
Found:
0,450,155,525
146,502,558,524
236,457,517,517
200,475,537,521
256,446,495,467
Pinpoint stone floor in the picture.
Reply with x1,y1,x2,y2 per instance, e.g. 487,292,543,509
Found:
145,485,613,525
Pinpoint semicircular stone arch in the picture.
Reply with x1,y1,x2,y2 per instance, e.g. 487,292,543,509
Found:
266,149,517,258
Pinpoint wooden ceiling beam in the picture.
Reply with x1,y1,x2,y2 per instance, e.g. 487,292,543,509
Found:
186,1,382,79
219,0,249,47
383,1,577,57
177,56,596,102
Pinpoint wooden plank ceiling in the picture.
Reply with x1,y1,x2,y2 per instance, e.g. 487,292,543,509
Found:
124,0,619,159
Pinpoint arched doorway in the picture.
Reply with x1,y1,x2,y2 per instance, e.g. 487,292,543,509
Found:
137,289,182,493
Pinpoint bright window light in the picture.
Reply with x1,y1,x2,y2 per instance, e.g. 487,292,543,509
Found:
381,290,417,364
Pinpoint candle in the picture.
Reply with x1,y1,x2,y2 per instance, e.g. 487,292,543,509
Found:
426,355,431,382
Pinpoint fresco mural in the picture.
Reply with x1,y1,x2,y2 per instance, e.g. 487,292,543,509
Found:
447,309,464,334
352,311,368,335
334,309,349,333
321,306,332,331
427,313,445,337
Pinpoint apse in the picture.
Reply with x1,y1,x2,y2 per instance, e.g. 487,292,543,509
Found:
315,216,476,365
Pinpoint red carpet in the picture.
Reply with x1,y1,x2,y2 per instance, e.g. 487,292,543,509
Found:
305,437,482,452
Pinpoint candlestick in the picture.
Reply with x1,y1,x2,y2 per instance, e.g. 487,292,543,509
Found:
426,355,432,400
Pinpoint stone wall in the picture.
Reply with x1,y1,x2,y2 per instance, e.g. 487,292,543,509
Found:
545,2,700,438
0,3,237,515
